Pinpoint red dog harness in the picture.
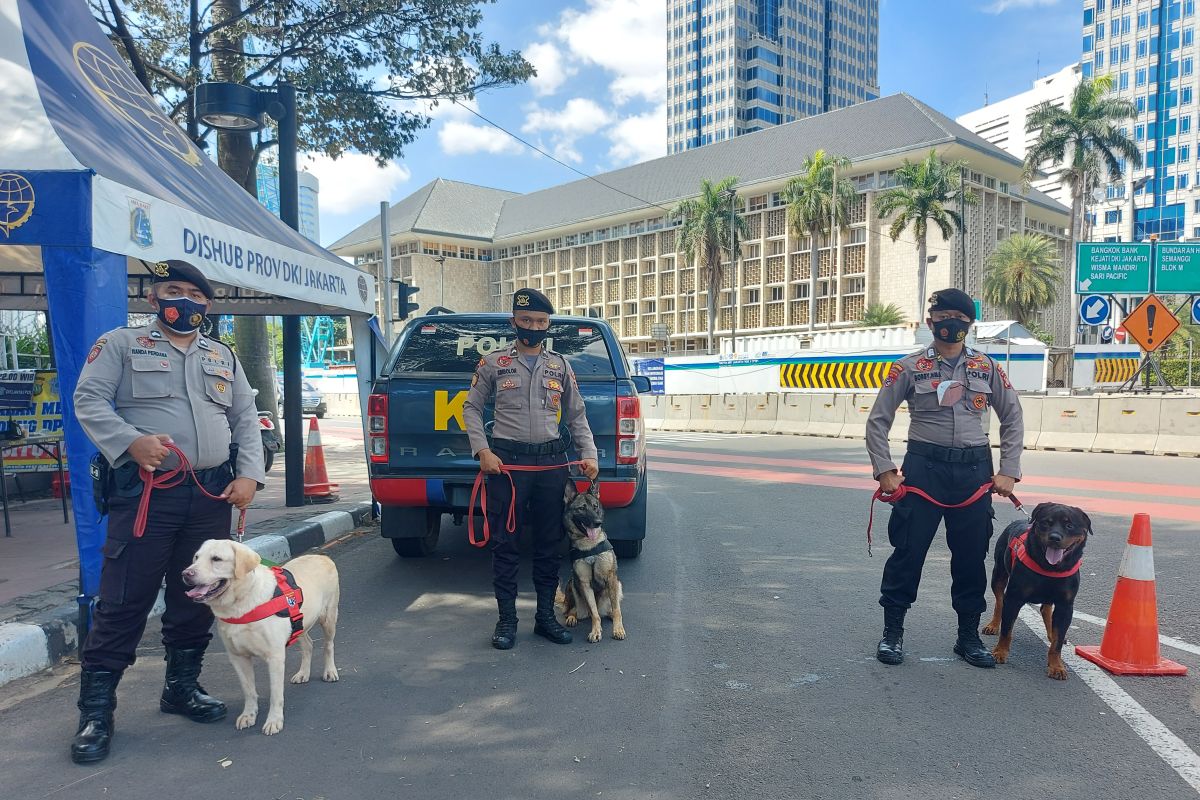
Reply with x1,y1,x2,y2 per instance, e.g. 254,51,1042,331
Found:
219,566,305,646
1008,529,1082,578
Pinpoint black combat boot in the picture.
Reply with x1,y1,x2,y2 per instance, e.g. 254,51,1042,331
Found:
71,669,120,764
492,598,518,650
532,588,572,645
953,613,997,668
159,647,227,722
876,606,906,665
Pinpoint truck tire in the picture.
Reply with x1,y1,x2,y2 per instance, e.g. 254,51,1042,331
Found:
604,476,646,559
383,506,441,558
611,539,643,558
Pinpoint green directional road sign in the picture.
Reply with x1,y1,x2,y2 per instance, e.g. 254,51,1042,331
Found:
1154,242,1200,293
1076,242,1152,294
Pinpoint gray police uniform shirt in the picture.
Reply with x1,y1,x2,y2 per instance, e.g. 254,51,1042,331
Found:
463,345,597,461
865,345,1023,481
74,322,266,484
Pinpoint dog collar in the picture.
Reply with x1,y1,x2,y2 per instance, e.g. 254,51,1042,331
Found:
1009,530,1082,578
569,538,613,564
219,566,305,646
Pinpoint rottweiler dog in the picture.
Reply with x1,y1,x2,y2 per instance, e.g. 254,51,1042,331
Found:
982,502,1092,680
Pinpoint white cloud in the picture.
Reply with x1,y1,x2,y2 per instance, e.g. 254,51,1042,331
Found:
522,98,613,164
607,104,667,165
552,0,666,105
525,41,576,96
301,152,411,216
984,0,1060,13
438,120,522,156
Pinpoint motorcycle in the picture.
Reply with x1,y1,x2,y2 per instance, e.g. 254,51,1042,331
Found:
251,389,281,472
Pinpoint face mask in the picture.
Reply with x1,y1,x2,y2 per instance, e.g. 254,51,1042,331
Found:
931,318,971,344
157,296,208,333
514,324,549,348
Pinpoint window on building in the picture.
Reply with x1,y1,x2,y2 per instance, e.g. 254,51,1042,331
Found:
1186,58,1196,78
748,194,768,211
1083,35,1094,52
1136,68,1147,86
1097,21,1106,40
747,288,760,304
1184,116,1193,134
1185,87,1195,105
791,284,809,299
1183,145,1192,163
1137,10,1148,28
1137,39,1148,58
1105,209,1122,224
1085,7,1094,25
769,286,784,302
1187,28,1196,47
1182,174,1190,189
1187,0,1196,17
1095,52,1104,69
1120,43,1130,62
1120,71,1130,90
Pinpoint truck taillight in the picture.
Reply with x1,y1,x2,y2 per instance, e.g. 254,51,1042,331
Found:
368,393,388,463
616,395,642,465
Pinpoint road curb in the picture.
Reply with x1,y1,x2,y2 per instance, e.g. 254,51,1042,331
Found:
0,501,373,690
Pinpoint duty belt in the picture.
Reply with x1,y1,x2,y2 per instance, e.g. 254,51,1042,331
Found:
491,437,568,456
907,441,991,463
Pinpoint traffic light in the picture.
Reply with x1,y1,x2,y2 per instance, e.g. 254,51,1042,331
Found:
396,281,420,320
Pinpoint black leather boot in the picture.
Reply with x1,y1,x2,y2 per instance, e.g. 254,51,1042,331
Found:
492,598,518,650
71,669,120,764
533,588,572,644
159,647,227,722
954,614,997,668
876,606,905,665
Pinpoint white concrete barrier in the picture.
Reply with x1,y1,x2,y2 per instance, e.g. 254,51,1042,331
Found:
642,395,667,431
838,394,874,439
324,393,361,417
660,395,692,431
686,394,716,432
887,400,911,443
987,395,1042,448
742,393,778,434
808,393,845,437
700,393,748,433
1154,396,1200,456
1035,397,1099,451
1094,396,1162,454
774,393,813,435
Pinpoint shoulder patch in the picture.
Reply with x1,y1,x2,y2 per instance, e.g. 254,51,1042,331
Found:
883,361,904,387
997,366,1012,389
87,338,107,364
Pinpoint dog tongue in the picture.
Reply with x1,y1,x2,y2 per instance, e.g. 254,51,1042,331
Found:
1046,547,1065,566
185,585,211,600
586,527,601,541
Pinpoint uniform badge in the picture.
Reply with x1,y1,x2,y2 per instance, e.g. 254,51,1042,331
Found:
477,358,486,368
972,393,987,410
471,373,478,387
500,379,516,390
998,367,1012,389
549,392,561,409
497,355,512,367
547,378,562,391
883,362,902,387
915,357,934,372
516,293,531,307
216,382,226,393
549,361,561,370
152,262,171,277
189,313,204,327
163,306,180,324
86,338,107,364
136,336,157,348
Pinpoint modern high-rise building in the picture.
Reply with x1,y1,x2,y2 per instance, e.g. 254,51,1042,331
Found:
255,162,321,243
1083,0,1200,242
665,0,879,153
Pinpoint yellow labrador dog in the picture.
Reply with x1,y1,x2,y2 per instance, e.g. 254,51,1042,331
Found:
184,539,340,735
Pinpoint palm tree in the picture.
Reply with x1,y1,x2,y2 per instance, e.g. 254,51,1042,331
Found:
673,176,747,352
982,233,1063,325
861,302,906,327
875,149,976,320
782,150,856,329
1024,74,1140,275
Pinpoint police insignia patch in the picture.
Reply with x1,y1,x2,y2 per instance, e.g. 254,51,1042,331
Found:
547,379,562,391
883,362,903,387
497,355,512,367
972,393,987,410
163,306,180,324
216,382,226,393
86,338,107,364
549,392,561,409
136,336,156,348
189,313,204,327
549,362,561,370
515,293,531,306
152,262,171,277
501,379,516,390
999,367,1012,389
916,357,935,371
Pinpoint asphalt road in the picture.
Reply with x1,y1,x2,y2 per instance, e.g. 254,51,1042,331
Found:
3,432,1200,799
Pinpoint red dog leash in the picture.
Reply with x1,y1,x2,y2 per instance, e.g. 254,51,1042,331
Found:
134,442,247,540
866,482,1026,557
468,461,587,548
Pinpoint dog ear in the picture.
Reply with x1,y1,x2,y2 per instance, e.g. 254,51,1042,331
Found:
232,542,262,579
1030,502,1053,521
563,479,579,503
1078,509,1094,536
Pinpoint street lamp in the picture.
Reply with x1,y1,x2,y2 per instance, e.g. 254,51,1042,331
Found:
196,81,306,508
433,255,446,308
723,187,739,356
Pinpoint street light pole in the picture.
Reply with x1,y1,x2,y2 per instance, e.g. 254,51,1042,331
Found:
725,187,738,356
434,255,446,308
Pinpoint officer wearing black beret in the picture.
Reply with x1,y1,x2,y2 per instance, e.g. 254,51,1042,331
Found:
463,288,599,649
865,288,1024,668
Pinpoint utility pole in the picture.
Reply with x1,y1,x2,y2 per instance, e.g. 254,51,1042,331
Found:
959,164,967,289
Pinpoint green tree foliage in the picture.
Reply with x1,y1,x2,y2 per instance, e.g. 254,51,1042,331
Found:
782,150,855,328
982,233,1063,326
860,302,906,327
673,177,748,352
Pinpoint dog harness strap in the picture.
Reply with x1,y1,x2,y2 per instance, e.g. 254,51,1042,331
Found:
866,482,1025,557
569,538,613,564
467,461,587,549
219,566,306,646
1008,530,1082,578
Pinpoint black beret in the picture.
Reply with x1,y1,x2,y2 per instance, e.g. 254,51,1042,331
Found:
513,287,554,314
928,288,975,321
147,259,215,300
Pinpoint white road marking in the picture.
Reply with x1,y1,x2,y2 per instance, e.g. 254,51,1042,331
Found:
1072,611,1200,657
648,433,771,443
1019,607,1200,794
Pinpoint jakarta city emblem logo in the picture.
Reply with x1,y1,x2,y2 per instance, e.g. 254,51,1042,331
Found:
73,42,201,168
0,173,36,238
358,275,369,303
129,198,153,247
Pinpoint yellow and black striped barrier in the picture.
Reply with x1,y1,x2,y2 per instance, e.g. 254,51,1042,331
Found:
1094,358,1138,383
780,360,892,389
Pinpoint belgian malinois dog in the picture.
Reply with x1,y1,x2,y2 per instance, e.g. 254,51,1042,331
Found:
556,480,626,643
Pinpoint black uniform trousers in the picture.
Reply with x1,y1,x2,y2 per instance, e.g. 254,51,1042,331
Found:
485,448,568,602
82,470,233,672
879,446,994,616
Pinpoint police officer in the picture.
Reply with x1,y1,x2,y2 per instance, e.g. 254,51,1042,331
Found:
464,288,599,650
69,260,265,763
865,288,1023,668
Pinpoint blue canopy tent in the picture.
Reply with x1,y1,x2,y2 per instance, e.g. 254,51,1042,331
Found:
0,0,378,619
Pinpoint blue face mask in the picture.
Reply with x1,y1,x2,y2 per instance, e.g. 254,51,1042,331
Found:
157,296,208,333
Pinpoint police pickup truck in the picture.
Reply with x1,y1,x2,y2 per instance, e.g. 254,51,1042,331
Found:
367,313,650,559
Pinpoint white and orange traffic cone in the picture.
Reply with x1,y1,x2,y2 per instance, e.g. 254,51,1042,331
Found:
303,416,340,504
1075,513,1186,676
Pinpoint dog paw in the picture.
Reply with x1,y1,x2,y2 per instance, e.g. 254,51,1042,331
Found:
1047,663,1068,680
235,711,257,730
323,667,340,682
587,628,602,643
612,625,627,640
289,672,310,685
981,623,999,636
262,716,284,735
564,615,578,627
991,647,1009,664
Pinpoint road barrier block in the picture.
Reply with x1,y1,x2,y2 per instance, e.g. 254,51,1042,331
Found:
1035,396,1099,452
642,395,667,431
742,393,778,434
661,395,692,431
1095,397,1162,454
888,400,911,443
686,394,718,432
1154,397,1200,457
988,395,1042,448
808,393,845,437
840,394,875,439
774,393,813,435
706,393,749,433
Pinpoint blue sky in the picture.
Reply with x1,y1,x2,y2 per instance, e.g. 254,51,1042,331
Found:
310,0,1083,247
